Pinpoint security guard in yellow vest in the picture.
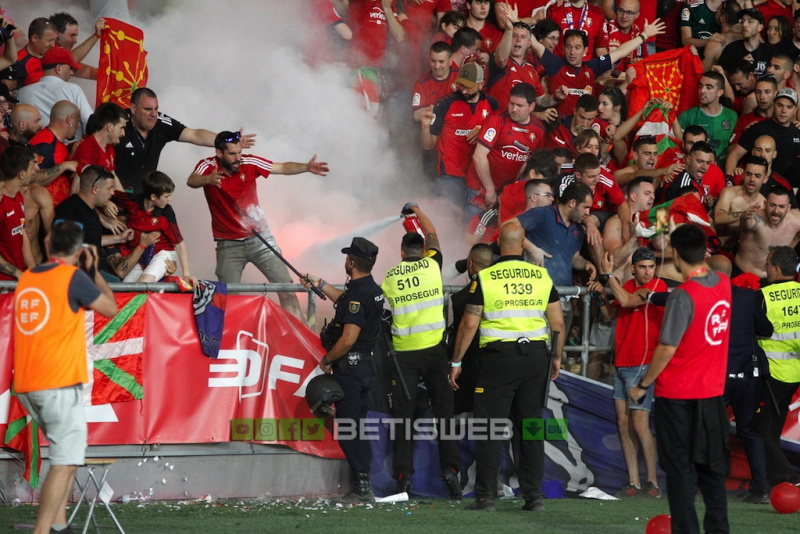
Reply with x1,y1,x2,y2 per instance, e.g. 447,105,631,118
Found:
381,204,462,498
450,221,566,513
756,246,800,487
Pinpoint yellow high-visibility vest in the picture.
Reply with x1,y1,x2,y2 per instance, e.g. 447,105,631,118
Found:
382,252,445,351
760,280,800,383
477,259,551,347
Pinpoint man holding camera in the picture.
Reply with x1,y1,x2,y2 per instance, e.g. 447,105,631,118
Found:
303,237,384,503
13,220,117,534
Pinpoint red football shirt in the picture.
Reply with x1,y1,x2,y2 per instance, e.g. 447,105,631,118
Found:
192,154,274,241
73,135,116,174
348,0,393,68
466,112,546,192
548,3,606,60
429,92,498,178
405,0,450,34
601,20,648,72
614,277,667,367
112,191,183,253
30,128,71,207
487,57,545,113
412,68,459,111
471,21,504,55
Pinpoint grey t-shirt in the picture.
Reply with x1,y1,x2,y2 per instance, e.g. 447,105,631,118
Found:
659,271,721,347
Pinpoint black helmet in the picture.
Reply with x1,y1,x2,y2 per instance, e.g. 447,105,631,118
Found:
305,374,344,417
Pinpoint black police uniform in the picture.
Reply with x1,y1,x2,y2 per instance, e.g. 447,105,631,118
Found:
449,276,481,414
328,274,384,474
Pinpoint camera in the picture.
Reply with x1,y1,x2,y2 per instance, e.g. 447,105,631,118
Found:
0,21,16,45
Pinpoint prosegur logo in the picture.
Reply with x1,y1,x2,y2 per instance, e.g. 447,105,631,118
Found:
208,330,322,401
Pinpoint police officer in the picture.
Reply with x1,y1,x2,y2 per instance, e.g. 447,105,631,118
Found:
756,246,800,487
450,221,565,512
381,204,462,498
303,237,384,503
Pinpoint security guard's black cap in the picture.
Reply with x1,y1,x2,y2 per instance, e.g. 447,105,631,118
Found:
341,237,379,260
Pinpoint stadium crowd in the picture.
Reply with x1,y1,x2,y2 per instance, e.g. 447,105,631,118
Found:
2,0,800,529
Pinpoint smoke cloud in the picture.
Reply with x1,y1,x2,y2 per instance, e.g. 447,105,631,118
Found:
11,0,472,314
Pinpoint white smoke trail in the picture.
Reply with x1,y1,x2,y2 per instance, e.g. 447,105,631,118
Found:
10,1,471,316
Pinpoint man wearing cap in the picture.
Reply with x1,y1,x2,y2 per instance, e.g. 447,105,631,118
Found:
465,82,545,218
719,9,775,78
592,248,666,499
381,204,462,498
18,47,92,140
727,86,800,185
451,221,565,512
187,131,328,319
303,238,385,503
421,61,498,213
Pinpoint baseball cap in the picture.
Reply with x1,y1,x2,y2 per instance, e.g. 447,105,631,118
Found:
42,47,82,71
775,88,798,105
455,62,484,88
0,83,17,104
631,246,656,265
341,237,379,260
0,67,16,82
738,8,764,25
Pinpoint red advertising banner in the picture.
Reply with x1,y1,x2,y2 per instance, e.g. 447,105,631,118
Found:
0,293,343,460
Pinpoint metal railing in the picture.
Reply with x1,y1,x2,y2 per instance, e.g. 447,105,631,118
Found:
0,281,608,377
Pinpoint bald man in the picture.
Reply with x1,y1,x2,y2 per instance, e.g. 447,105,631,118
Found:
451,220,565,513
10,103,77,187
29,101,81,205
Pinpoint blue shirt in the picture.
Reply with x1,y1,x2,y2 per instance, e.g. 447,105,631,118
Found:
516,204,585,287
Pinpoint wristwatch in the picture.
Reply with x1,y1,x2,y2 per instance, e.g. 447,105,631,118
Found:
636,380,650,390
598,274,611,286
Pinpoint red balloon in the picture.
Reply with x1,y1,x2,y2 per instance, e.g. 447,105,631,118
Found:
770,483,800,515
645,514,671,534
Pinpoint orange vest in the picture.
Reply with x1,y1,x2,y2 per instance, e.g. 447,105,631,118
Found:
14,264,88,393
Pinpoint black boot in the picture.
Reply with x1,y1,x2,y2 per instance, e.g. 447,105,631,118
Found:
332,470,375,504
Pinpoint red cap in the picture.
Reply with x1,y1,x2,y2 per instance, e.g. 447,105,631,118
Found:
42,47,82,71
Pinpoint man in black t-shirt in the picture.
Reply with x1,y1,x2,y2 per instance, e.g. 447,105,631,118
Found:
728,88,800,184
115,87,256,193
54,166,132,280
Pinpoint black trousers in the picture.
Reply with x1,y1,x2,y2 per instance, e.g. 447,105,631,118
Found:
473,340,548,500
755,376,800,486
391,344,460,477
655,397,729,534
724,378,769,493
333,355,376,474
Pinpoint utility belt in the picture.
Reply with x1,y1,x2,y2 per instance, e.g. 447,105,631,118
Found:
337,350,373,372
483,338,547,355
727,370,760,380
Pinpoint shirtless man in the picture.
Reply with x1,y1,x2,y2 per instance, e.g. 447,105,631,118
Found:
736,186,800,278
713,157,768,243
602,176,655,283
21,181,53,264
